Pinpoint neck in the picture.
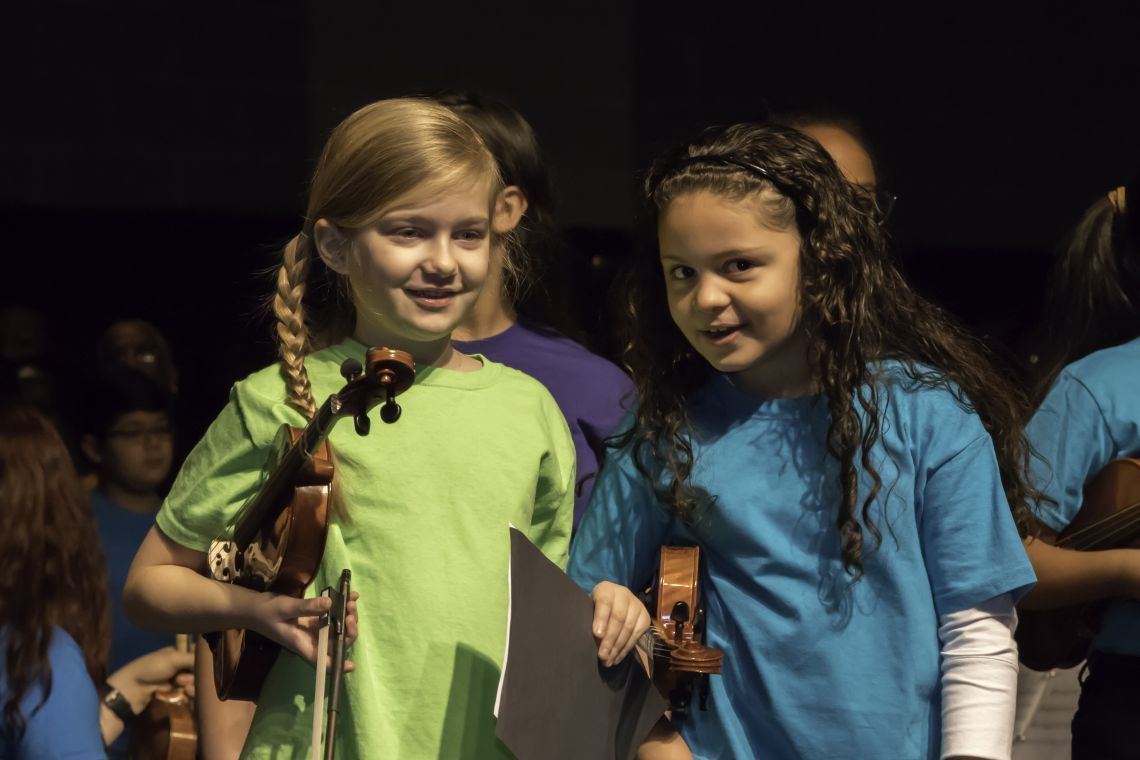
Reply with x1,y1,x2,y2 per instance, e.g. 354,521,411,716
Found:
451,250,516,342
100,482,161,514
730,331,817,399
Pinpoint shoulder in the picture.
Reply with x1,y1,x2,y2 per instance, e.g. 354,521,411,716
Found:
2,627,100,752
515,323,633,388
484,361,566,419
45,627,92,681
870,361,989,460
1053,337,1140,404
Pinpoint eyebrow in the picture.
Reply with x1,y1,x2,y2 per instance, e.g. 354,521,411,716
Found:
660,247,772,261
380,214,489,227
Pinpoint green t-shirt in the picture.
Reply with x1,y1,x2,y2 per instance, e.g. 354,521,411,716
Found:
158,339,575,758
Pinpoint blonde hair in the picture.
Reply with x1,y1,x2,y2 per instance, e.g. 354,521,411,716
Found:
272,98,501,416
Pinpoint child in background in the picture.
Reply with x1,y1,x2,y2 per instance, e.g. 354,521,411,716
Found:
123,98,575,758
571,122,1036,759
439,92,633,528
80,367,175,672
1019,174,1140,759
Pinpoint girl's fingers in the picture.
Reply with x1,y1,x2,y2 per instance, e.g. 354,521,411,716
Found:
599,595,630,663
614,608,651,665
609,612,641,666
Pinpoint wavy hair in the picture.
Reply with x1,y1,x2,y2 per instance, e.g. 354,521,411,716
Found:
623,122,1035,581
0,405,110,741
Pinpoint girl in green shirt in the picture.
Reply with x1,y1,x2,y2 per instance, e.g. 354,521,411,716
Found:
123,97,577,758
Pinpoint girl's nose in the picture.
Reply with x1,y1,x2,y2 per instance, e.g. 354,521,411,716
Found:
693,275,730,311
422,238,459,277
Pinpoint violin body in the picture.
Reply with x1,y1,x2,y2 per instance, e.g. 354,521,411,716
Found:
130,634,197,760
642,546,724,719
130,688,198,760
210,428,334,700
1017,458,1140,671
205,348,415,702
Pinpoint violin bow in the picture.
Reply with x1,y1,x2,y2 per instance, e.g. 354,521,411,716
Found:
310,570,351,760
310,589,332,760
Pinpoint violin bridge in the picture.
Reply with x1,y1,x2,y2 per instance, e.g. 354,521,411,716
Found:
208,539,240,583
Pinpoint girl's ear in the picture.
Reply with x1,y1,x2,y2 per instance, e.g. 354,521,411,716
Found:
492,186,529,235
313,219,352,274
80,434,102,465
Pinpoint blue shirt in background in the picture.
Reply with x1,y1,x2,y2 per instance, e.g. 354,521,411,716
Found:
454,320,633,527
1026,336,1140,656
569,365,1035,760
91,491,170,672
1,626,104,759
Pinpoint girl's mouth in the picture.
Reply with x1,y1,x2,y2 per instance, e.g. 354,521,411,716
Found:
404,287,458,309
700,324,744,344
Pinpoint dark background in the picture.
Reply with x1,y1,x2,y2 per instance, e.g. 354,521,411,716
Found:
3,1,1139,441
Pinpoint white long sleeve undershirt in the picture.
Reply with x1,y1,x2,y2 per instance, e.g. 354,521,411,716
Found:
938,593,1020,760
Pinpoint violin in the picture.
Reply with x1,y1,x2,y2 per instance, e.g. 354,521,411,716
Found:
640,546,724,720
205,347,415,700
129,634,197,760
1017,458,1140,670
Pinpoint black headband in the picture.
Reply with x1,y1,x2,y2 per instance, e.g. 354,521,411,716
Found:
648,154,801,205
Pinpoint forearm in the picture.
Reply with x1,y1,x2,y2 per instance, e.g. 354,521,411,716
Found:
939,595,1019,760
1019,537,1137,610
124,562,262,634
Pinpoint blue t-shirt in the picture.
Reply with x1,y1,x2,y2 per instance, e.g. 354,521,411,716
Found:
1,627,104,759
1026,336,1140,656
569,366,1035,760
454,320,633,527
91,491,169,672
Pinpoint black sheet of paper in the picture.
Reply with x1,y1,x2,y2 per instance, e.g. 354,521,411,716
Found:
494,527,666,760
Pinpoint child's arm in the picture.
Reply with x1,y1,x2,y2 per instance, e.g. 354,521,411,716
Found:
938,594,1019,760
637,718,692,760
1019,531,1140,609
124,526,358,667
588,580,651,667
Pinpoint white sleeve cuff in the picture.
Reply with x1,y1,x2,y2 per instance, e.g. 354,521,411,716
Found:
938,593,1020,760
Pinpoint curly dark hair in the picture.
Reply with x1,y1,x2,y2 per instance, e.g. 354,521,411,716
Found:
622,122,1035,581
0,405,110,741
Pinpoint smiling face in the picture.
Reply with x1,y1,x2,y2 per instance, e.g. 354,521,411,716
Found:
658,190,813,397
322,182,495,353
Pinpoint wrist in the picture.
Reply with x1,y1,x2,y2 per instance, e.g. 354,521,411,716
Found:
101,684,138,724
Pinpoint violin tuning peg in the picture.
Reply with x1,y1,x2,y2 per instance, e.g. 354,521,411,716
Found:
340,358,363,382
354,412,371,436
380,391,401,424
380,399,401,424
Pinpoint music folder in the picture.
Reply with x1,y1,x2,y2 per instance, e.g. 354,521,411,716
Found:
494,527,666,760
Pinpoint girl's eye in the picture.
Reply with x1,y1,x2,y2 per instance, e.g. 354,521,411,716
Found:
669,265,695,280
395,228,423,239
726,259,755,274
456,230,486,243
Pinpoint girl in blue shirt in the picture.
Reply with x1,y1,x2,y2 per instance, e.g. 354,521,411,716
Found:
0,405,192,758
1019,173,1140,760
570,122,1037,759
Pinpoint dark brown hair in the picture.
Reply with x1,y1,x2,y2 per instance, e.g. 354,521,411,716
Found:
0,405,110,740
1033,189,1140,400
623,122,1035,581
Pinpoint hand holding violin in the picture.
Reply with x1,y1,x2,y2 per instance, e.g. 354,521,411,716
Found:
590,581,651,668
101,647,196,744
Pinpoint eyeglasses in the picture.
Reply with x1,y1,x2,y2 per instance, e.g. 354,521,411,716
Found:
106,425,173,443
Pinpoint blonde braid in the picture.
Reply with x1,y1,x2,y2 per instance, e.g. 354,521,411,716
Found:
273,234,318,418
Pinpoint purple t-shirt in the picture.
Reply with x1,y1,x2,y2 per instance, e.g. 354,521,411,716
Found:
454,321,633,528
